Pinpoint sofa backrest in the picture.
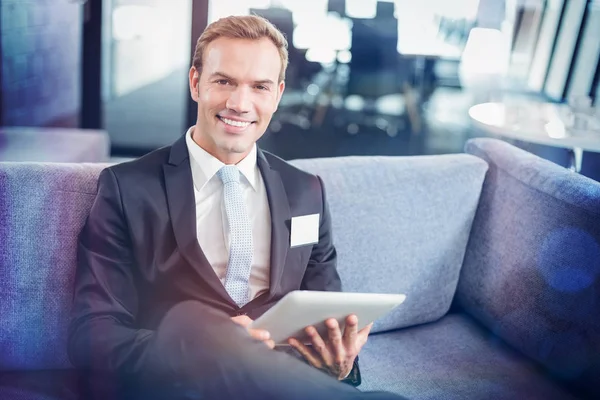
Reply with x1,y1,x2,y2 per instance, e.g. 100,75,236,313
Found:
0,163,107,371
0,154,488,371
291,154,488,333
458,138,600,398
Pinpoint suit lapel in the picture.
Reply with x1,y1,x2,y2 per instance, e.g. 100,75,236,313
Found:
163,135,234,305
257,150,291,301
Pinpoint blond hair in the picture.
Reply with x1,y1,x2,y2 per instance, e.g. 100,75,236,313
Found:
192,15,289,82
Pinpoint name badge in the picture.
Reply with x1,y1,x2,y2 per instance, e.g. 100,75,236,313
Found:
290,214,320,248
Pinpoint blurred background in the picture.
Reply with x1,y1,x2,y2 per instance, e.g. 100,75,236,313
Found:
1,0,599,179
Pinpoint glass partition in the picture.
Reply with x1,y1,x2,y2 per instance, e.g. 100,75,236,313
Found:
103,0,193,151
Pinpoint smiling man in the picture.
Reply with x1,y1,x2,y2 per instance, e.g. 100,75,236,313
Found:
191,35,281,164
68,15,404,400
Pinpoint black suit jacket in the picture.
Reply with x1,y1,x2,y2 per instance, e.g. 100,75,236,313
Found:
68,135,359,383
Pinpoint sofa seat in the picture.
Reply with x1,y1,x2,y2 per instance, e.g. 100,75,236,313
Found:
0,370,143,400
359,313,578,400
0,370,81,400
0,314,580,400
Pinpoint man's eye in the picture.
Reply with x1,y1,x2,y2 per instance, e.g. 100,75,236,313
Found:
256,85,268,90
216,80,229,85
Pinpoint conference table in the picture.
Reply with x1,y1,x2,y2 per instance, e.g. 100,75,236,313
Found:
468,100,600,172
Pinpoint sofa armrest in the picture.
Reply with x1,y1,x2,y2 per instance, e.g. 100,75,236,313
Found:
457,138,600,398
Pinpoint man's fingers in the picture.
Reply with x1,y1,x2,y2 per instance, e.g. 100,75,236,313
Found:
357,322,374,347
230,317,273,346
342,314,359,348
325,319,345,365
248,329,275,349
305,326,333,367
230,315,253,328
288,338,322,368
248,328,271,341
326,318,342,342
359,322,374,337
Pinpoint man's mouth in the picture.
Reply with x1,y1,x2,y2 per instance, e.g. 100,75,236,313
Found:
217,116,254,128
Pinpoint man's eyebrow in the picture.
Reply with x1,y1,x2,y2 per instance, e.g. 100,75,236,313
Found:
254,79,275,85
210,72,236,81
210,72,274,85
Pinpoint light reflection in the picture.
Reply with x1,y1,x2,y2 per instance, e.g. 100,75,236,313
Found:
459,28,510,97
113,5,158,40
345,0,377,19
293,12,351,51
544,115,567,139
337,50,352,64
275,0,328,24
306,84,319,96
468,103,506,127
305,47,337,64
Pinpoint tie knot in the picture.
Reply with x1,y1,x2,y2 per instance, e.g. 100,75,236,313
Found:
217,165,240,184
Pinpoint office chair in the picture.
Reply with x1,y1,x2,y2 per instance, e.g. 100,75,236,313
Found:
249,7,320,89
341,16,419,136
328,0,346,17
376,1,394,19
249,7,322,130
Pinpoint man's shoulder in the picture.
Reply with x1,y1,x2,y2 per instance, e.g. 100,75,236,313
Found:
106,144,172,181
261,150,319,183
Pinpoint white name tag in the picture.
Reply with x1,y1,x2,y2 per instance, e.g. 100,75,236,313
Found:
290,214,320,248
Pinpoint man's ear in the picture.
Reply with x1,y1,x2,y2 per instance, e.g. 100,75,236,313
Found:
189,66,200,101
275,80,286,111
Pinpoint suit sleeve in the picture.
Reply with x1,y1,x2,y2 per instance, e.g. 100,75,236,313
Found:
68,168,154,373
300,175,342,292
300,176,362,387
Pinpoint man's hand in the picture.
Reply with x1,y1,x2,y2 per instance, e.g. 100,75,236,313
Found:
287,314,373,380
231,315,275,349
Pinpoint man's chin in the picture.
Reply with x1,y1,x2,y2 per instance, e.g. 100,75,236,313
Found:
216,141,251,156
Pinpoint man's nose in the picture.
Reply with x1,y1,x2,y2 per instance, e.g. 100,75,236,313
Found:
226,86,252,114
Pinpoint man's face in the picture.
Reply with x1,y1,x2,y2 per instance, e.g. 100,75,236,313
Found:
189,37,285,163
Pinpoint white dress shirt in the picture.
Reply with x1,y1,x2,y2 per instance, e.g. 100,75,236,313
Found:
185,127,272,301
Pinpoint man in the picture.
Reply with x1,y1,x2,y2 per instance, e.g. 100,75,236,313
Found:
68,15,403,400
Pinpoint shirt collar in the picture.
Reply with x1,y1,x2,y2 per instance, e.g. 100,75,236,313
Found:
185,127,258,191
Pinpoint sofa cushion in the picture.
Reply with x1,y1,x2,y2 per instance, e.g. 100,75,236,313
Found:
0,369,142,400
359,313,576,400
0,163,107,370
459,138,600,398
291,154,488,332
0,370,81,400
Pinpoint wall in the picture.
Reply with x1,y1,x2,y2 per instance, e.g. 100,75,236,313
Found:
1,0,82,127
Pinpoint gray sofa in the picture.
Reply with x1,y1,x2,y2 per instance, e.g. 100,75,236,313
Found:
1,138,599,399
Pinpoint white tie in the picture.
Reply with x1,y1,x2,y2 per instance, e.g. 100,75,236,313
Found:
217,165,254,307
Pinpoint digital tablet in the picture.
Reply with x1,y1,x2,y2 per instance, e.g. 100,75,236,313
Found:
249,290,406,345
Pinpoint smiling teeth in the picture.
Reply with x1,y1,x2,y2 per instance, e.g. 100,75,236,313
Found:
221,117,251,127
